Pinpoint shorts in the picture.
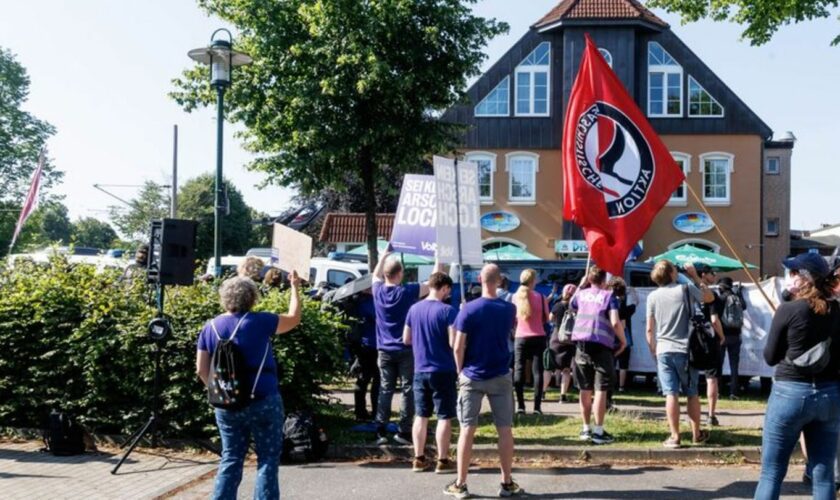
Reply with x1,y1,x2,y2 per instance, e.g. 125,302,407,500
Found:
551,344,575,370
616,345,631,370
657,352,700,397
457,372,514,428
573,342,615,392
704,342,723,379
414,371,457,419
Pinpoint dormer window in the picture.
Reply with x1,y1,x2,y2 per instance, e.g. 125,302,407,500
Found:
688,76,724,117
515,42,550,117
474,76,510,117
647,42,682,117
598,48,613,68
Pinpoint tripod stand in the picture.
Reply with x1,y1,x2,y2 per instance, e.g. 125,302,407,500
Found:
111,285,168,475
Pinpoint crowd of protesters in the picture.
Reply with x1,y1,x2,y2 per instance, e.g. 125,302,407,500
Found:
188,247,840,499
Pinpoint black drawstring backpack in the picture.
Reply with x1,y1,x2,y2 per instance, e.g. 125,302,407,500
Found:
207,313,270,410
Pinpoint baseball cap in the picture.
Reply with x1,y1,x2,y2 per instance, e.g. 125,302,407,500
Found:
783,253,831,280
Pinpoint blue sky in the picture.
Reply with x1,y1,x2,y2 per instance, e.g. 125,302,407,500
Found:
2,0,838,230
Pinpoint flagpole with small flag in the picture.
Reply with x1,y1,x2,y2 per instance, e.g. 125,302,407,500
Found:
8,148,45,254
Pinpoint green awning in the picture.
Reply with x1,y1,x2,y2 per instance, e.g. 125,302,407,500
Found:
483,244,541,261
649,244,757,272
347,239,434,266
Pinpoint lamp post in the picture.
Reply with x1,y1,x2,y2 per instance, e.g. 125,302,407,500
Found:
188,28,252,277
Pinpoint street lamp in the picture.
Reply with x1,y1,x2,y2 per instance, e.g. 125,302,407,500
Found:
188,28,252,277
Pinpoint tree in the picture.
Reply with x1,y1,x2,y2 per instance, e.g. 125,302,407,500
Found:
648,0,840,46
171,0,507,269
177,174,255,260
72,217,118,250
38,202,72,244
109,181,170,241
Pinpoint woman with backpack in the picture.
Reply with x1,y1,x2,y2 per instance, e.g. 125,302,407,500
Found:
196,271,302,500
513,268,550,415
755,254,840,500
547,284,577,403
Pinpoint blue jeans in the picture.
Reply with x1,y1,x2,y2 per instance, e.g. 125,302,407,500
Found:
375,349,414,435
656,352,699,397
213,394,284,500
755,380,840,500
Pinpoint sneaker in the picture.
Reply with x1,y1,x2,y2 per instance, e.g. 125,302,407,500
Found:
709,415,720,427
499,479,523,497
516,408,526,415
591,430,615,445
412,456,430,472
375,432,389,445
435,458,456,474
618,387,626,393
533,409,543,416
579,429,592,442
692,429,711,445
443,481,470,499
560,394,569,403
394,432,412,446
662,436,681,449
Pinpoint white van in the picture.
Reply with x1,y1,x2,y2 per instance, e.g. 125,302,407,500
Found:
309,258,369,288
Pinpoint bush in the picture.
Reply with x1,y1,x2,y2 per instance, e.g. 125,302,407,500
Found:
0,257,346,437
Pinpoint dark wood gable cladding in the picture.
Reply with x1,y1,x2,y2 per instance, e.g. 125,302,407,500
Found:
443,24,773,150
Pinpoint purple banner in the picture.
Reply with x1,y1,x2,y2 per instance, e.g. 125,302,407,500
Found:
390,174,437,256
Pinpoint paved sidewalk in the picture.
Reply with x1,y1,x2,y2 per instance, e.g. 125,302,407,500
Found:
0,440,217,500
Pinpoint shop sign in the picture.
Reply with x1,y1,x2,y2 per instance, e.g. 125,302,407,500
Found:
555,240,589,254
673,212,714,234
480,211,521,233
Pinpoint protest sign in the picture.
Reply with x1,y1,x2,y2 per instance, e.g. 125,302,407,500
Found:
433,156,483,266
271,223,312,280
390,174,437,256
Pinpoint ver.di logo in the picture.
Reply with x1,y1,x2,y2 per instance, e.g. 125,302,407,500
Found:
573,102,655,218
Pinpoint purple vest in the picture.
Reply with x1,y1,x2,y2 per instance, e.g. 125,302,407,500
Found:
571,288,616,348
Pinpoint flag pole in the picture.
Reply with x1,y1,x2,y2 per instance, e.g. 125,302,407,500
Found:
685,183,776,311
454,158,466,307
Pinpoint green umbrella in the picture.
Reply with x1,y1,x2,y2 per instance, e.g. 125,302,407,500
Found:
650,244,757,272
483,244,541,261
347,239,434,266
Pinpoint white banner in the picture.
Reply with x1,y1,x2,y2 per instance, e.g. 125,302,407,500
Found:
433,156,483,266
628,279,781,378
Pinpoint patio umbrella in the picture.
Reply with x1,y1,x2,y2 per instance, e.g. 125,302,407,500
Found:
650,244,757,272
347,239,434,266
483,244,541,261
330,273,373,303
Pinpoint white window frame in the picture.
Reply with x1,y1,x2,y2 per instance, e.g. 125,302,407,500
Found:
667,152,691,207
474,76,510,118
482,237,527,251
766,217,780,237
514,42,551,117
669,238,721,253
505,152,539,205
647,42,683,118
598,48,613,68
687,75,724,118
465,151,497,205
699,152,734,206
766,156,781,175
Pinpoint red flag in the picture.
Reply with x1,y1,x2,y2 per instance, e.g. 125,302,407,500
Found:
9,149,45,251
562,35,684,276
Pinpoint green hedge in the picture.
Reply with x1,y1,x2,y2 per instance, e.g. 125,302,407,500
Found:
0,257,346,437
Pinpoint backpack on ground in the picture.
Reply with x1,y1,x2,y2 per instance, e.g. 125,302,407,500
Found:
720,292,745,329
43,411,86,456
207,313,270,410
684,286,718,370
282,411,329,463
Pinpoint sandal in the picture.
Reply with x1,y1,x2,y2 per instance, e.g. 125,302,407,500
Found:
693,430,710,445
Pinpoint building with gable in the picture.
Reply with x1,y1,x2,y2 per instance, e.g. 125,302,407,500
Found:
443,0,794,276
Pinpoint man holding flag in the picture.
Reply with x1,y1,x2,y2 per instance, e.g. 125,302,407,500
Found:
562,35,685,277
8,149,45,252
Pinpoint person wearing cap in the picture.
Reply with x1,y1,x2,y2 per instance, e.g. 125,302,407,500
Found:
716,276,748,399
755,253,840,499
694,263,726,427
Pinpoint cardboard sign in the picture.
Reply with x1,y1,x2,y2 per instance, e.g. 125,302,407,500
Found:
390,174,437,256
433,156,483,265
271,223,312,280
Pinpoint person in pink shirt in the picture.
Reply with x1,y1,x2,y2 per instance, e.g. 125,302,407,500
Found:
512,269,550,415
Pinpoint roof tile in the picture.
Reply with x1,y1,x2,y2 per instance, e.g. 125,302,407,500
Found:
319,213,395,243
535,0,668,28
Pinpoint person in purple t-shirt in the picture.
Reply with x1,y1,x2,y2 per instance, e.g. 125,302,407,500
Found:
444,264,522,499
403,272,458,474
372,246,443,445
570,266,626,446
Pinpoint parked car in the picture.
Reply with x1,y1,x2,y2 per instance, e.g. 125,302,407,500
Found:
309,258,369,288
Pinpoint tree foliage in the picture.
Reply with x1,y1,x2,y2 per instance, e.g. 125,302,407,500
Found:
171,0,508,266
72,217,118,249
177,173,256,259
109,181,170,241
648,0,840,46
0,47,61,204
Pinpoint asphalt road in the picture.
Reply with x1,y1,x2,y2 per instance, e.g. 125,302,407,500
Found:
171,462,814,499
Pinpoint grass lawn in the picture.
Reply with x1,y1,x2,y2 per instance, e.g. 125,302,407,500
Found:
531,388,768,412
